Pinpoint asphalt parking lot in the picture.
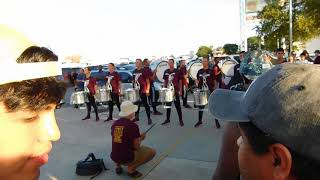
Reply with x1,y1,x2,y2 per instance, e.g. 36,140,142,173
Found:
40,88,226,180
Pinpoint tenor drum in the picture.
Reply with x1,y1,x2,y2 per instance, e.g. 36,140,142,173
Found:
124,88,140,102
194,89,208,106
187,61,203,80
159,88,175,103
71,91,88,105
96,88,111,102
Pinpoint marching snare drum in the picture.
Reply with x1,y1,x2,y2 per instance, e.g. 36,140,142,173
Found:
193,89,208,106
71,91,88,105
124,88,140,102
159,88,175,103
95,88,111,102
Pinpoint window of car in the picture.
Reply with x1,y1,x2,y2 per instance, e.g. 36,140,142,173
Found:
119,71,132,83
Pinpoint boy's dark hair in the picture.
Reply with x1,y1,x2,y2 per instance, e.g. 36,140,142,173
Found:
0,46,66,112
239,122,320,180
300,53,306,57
168,59,175,63
109,63,115,67
85,67,91,71
276,48,285,53
240,51,246,54
136,59,142,62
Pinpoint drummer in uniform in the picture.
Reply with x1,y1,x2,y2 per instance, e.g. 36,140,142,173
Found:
161,59,184,127
194,57,220,128
143,58,162,115
133,59,153,125
179,59,192,108
104,63,122,122
82,67,100,121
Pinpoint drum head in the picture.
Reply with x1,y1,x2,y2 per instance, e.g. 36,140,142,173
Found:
188,62,203,80
221,60,238,77
155,61,169,83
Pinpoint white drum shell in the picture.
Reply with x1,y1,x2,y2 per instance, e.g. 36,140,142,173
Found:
194,89,208,106
71,91,88,105
124,89,140,102
159,88,175,103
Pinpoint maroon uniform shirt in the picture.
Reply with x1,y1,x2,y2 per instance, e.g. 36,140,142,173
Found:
179,66,188,86
106,71,121,94
133,68,148,93
110,118,140,164
143,67,154,84
197,68,215,92
163,68,181,93
85,76,97,95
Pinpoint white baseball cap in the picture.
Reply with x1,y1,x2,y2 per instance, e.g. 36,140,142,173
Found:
0,24,61,85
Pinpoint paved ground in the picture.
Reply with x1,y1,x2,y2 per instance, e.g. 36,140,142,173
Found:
40,88,226,180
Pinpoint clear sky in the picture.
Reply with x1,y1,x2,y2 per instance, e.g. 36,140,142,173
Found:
0,0,242,63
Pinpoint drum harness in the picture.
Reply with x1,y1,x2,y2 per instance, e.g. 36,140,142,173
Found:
198,74,209,112
134,73,141,91
162,74,175,109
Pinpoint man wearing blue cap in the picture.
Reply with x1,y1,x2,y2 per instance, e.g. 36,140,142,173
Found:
209,64,320,180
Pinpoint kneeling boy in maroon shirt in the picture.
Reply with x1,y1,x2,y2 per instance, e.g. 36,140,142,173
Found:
110,101,156,178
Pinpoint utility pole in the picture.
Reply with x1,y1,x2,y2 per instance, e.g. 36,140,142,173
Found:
289,0,293,54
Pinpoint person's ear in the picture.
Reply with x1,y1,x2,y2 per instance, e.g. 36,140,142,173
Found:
269,143,292,179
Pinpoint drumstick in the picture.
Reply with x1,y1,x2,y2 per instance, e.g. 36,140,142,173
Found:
144,123,157,134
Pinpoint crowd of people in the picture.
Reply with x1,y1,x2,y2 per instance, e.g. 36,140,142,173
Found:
2,23,320,180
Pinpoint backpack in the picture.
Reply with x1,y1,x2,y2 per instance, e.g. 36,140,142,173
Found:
76,153,108,179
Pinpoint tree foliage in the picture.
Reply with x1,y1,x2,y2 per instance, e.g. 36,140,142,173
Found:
196,46,213,58
257,0,320,51
247,36,262,51
223,44,239,55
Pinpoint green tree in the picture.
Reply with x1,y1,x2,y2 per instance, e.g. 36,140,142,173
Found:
257,0,320,51
247,36,263,50
223,44,239,55
196,46,213,58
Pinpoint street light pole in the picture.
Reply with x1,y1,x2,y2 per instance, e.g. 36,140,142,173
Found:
289,0,293,54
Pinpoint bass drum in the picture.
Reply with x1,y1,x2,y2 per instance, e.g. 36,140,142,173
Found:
154,61,169,83
187,61,203,80
221,59,238,77
221,59,238,85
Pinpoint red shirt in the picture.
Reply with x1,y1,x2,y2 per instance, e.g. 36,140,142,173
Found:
163,68,181,92
179,66,188,86
197,68,215,92
110,118,140,164
106,71,121,94
143,67,154,84
85,76,97,95
133,68,148,93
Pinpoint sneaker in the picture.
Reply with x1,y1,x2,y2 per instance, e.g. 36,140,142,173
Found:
115,167,123,175
179,121,184,127
194,121,202,128
184,104,192,108
82,116,90,120
96,117,100,121
161,120,170,125
215,119,221,129
104,117,113,122
148,119,153,125
153,111,163,115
